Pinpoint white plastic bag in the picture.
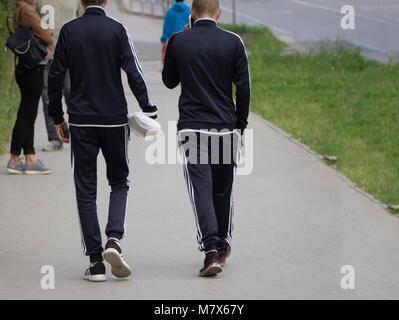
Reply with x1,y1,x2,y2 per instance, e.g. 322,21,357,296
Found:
128,112,161,137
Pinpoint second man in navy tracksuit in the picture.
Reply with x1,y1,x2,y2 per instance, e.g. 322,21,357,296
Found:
48,0,157,282
162,0,251,276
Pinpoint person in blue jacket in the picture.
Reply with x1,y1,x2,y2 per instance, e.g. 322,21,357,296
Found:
161,0,191,61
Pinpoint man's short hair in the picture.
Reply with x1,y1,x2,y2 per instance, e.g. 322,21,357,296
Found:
192,0,220,17
82,0,105,6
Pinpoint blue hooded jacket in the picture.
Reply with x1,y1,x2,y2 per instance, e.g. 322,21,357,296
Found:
161,2,191,44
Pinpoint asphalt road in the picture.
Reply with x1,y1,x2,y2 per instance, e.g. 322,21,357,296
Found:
123,0,398,61
215,0,399,62
1,1,399,299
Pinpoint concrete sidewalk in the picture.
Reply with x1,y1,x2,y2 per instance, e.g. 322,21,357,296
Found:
1,2,399,300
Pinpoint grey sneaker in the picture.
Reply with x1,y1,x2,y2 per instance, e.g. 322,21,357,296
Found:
6,160,24,174
42,140,63,152
24,160,53,175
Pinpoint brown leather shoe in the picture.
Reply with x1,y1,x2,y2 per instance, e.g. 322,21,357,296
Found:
199,252,223,277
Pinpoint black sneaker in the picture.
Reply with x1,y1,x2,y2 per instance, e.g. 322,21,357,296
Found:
103,238,132,278
217,246,231,265
199,251,223,277
84,261,106,282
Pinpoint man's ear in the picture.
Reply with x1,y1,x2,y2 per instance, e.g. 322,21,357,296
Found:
215,9,222,22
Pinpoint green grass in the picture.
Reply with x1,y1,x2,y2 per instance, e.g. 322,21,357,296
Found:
222,24,399,208
0,1,19,154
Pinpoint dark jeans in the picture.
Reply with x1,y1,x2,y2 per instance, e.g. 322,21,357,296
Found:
42,60,71,142
10,64,45,156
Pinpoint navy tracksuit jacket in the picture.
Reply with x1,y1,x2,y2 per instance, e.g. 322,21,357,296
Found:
162,19,251,252
48,7,156,262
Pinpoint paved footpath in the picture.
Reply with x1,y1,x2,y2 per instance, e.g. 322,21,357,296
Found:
1,2,399,300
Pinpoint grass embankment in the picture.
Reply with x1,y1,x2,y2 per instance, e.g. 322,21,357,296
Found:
0,1,19,154
222,24,399,209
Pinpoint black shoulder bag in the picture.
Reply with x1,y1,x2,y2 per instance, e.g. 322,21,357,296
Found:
5,7,48,69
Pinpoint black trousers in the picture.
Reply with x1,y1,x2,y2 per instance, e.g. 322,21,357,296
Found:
178,131,241,252
70,125,130,263
10,64,45,156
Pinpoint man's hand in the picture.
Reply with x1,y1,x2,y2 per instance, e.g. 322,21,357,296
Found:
56,121,70,144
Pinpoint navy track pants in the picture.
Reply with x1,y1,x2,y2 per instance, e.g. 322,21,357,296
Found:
70,125,130,263
178,130,241,252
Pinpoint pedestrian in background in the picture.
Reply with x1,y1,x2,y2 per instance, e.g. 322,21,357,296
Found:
7,0,53,175
161,0,190,62
36,0,84,152
163,0,250,277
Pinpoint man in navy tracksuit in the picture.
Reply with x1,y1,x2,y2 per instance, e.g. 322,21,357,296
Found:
162,0,250,276
48,0,157,282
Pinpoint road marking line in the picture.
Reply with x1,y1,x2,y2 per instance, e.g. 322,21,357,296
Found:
220,4,265,25
291,0,387,24
220,4,291,35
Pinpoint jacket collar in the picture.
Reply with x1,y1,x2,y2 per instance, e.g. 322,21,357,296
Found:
194,18,217,27
84,6,106,16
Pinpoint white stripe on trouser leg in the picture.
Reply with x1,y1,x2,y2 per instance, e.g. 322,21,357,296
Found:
123,125,130,238
182,155,203,244
226,132,242,245
185,164,204,248
71,143,87,255
178,135,204,249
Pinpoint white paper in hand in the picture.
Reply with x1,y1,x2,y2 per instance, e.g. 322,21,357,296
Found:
128,112,161,137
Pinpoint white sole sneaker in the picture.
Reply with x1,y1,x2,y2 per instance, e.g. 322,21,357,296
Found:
24,170,53,175
7,168,24,174
84,274,107,282
103,248,132,278
199,263,223,277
